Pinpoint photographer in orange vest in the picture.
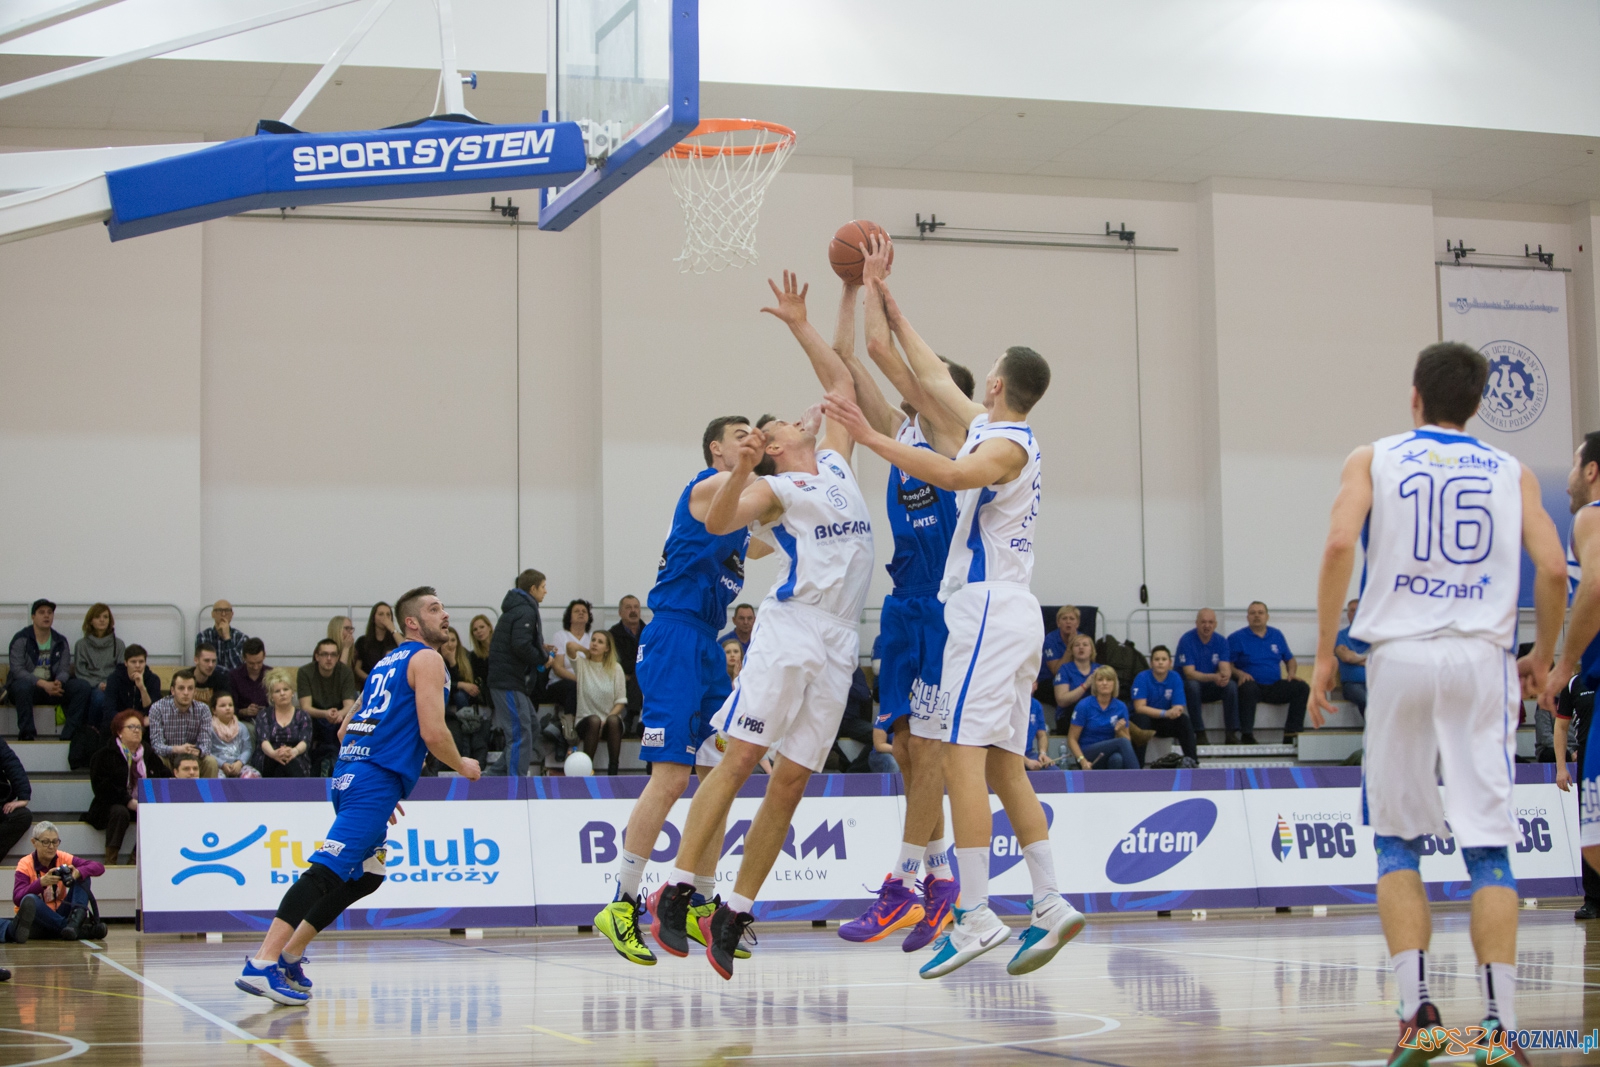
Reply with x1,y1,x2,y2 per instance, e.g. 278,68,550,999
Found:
14,821,106,941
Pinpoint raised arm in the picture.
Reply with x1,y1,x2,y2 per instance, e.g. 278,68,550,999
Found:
706,428,784,535
873,271,983,429
1309,446,1373,726
1518,465,1567,708
836,264,901,439
822,392,1023,491
1552,504,1600,706
761,271,857,460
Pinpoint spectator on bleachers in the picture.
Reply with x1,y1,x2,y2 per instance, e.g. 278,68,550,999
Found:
354,602,398,682
298,639,357,777
147,669,217,777
7,599,92,744
1333,598,1369,717
546,599,594,720
72,603,124,727
327,616,357,672
1041,605,1081,682
486,570,550,778
834,668,890,772
1130,646,1199,762
719,603,755,656
440,627,489,769
209,694,258,778
103,644,160,718
1067,667,1139,770
190,643,230,709
87,711,171,865
195,600,249,671
0,738,32,860
1052,634,1101,731
1178,607,1241,744
1228,601,1310,744
609,596,644,726
1024,697,1056,770
172,753,201,778
13,821,106,941
722,638,743,680
228,637,269,719
467,615,494,695
573,630,627,775
257,669,313,777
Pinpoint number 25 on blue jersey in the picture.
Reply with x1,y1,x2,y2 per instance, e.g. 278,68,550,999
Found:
1397,472,1493,564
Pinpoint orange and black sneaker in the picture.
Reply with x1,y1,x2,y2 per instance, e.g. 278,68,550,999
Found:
1387,1001,1448,1066
837,875,925,943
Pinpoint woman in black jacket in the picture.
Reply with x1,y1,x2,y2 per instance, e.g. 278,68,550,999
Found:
84,711,172,865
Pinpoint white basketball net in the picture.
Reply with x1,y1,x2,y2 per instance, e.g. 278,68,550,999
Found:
663,121,796,274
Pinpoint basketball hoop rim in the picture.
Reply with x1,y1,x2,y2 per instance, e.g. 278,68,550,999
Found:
666,118,797,159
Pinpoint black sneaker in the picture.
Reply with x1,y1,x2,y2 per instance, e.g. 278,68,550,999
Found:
1240,735,1258,745
8,896,36,944
0,967,10,981
59,906,86,941
705,903,756,981
648,881,695,958
1575,899,1600,920
1224,732,1240,744
1386,1000,1444,1065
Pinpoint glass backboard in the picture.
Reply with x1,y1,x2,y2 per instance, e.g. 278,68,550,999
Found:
540,0,698,231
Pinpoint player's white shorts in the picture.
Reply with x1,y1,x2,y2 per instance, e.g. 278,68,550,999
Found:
908,677,948,742
1362,635,1519,848
714,599,859,772
941,582,1043,754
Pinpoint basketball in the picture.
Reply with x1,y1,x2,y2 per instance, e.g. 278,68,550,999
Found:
563,751,594,777
829,219,893,285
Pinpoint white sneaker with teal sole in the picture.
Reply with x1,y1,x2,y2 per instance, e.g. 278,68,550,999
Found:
1006,894,1085,975
918,904,1011,979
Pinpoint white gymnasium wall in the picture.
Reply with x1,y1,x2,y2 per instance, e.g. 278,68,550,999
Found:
5,164,1600,645
1572,205,1600,437
1199,179,1439,610
0,221,203,614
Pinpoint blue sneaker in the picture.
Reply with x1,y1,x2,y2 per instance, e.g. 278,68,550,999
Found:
236,957,310,1006
918,904,1011,979
278,954,313,994
1006,894,1085,975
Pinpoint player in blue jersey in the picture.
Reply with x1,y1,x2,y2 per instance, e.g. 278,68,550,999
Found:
830,237,976,950
1551,431,1600,916
592,416,773,966
237,587,481,1005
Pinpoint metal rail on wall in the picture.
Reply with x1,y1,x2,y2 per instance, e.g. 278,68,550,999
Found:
0,602,189,663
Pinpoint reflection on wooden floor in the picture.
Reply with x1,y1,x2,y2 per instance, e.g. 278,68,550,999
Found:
0,904,1595,1066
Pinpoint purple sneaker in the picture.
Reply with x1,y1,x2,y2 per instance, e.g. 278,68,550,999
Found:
902,877,959,953
838,875,926,943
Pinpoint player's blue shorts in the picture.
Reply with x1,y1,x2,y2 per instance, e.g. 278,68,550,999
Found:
636,611,729,767
875,589,948,731
308,760,407,882
1583,705,1600,848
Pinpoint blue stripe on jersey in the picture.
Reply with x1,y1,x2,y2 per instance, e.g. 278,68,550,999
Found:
949,591,991,743
773,523,799,601
965,488,997,584
1358,512,1370,596
1499,653,1516,830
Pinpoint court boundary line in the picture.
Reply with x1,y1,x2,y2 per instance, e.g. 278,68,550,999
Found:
92,953,314,1067
0,1027,89,1067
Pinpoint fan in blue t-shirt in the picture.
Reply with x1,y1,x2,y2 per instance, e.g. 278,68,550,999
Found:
1051,633,1101,730
1333,597,1369,716
1129,645,1199,761
1066,667,1139,770
1023,697,1055,769
1226,601,1311,744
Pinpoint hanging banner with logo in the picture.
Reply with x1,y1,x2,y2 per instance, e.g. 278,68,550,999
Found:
137,767,1580,931
1438,265,1574,605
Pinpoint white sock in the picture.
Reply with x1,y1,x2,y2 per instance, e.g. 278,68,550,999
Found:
280,951,301,963
1479,961,1516,1028
668,867,695,888
1022,840,1059,903
924,838,952,880
251,957,275,970
954,847,990,912
895,840,923,887
1391,949,1430,1021
694,874,716,900
616,849,648,900
728,892,755,915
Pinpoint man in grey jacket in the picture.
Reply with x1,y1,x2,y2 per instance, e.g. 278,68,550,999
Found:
486,570,550,776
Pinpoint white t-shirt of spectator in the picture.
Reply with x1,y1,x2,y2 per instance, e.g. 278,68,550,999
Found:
553,629,593,673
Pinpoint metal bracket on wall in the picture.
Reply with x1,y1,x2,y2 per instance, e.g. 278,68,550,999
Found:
893,215,1176,253
1439,238,1569,272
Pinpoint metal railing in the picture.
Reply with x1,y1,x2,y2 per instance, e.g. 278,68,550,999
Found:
0,603,189,664
1123,605,1544,659
199,604,501,662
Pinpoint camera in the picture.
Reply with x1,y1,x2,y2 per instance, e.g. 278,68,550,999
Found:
50,865,74,881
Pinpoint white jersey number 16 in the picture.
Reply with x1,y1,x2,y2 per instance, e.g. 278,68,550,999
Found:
1397,472,1493,565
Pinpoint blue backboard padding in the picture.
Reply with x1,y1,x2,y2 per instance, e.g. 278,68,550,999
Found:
537,0,699,231
105,118,587,241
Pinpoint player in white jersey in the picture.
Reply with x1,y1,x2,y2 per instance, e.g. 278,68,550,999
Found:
825,275,1084,981
1310,342,1565,1067
650,271,876,981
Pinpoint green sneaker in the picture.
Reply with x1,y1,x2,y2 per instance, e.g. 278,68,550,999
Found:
687,896,751,959
594,893,657,966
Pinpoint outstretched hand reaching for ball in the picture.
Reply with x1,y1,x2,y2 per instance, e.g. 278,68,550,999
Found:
761,270,809,327
860,233,892,285
821,392,881,447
